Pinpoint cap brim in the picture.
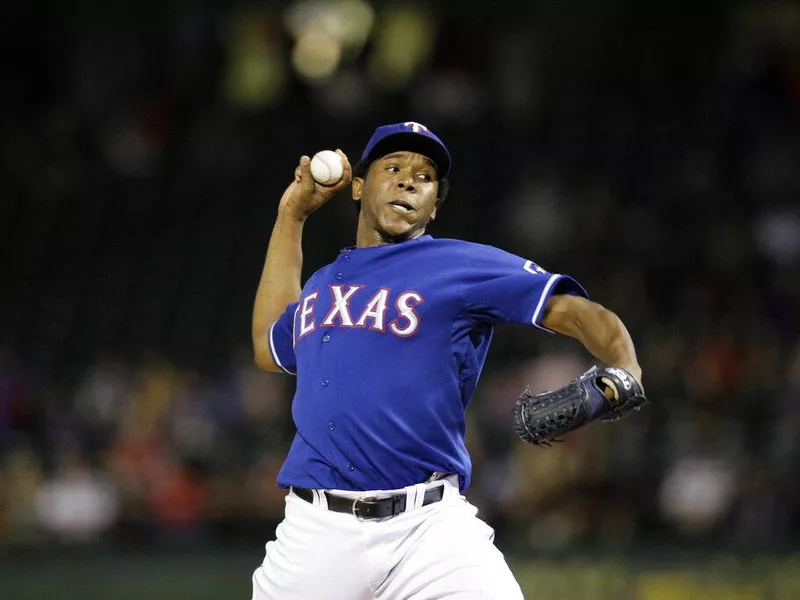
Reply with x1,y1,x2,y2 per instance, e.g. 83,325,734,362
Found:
365,132,451,177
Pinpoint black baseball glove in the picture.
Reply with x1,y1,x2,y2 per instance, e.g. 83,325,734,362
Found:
512,366,648,446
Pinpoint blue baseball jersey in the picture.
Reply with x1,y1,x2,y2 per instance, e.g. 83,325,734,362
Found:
268,235,588,492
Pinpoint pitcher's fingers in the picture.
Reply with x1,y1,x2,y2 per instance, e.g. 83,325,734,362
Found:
335,149,353,184
298,155,314,193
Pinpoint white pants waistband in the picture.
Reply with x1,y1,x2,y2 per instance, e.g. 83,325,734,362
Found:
295,474,459,512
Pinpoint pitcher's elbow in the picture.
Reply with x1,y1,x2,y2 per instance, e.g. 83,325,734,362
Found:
253,340,280,372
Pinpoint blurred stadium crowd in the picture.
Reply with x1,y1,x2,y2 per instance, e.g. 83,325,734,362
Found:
1,0,799,556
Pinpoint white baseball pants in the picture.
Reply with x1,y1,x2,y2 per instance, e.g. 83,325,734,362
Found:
251,476,524,599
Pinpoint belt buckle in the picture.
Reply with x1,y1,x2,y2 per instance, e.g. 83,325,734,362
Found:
352,496,378,521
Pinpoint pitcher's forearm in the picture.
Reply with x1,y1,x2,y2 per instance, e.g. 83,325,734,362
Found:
252,208,306,353
574,307,640,379
542,294,642,382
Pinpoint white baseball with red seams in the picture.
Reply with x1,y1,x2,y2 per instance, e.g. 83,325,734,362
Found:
310,150,344,185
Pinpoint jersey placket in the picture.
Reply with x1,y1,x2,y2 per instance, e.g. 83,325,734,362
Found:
325,248,355,476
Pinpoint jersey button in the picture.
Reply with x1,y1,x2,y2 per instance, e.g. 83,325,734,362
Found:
328,422,335,431
335,272,343,280
343,255,351,262
346,464,355,472
322,333,331,342
321,379,329,387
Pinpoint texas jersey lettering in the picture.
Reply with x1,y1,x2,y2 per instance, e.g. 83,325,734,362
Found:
268,235,587,492
294,285,424,341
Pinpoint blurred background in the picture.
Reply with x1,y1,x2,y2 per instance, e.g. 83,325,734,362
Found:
1,0,799,598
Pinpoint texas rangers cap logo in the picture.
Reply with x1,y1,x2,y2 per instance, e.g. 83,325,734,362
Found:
403,122,429,133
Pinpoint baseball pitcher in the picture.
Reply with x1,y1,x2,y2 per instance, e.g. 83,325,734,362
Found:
250,122,647,599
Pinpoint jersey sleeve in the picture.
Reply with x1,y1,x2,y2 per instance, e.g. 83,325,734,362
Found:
459,246,588,333
268,301,299,375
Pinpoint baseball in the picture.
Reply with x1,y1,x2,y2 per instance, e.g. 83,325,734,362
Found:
310,150,344,185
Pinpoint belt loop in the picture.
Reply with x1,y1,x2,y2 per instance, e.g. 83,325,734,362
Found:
314,489,328,510
411,482,428,510
402,485,415,512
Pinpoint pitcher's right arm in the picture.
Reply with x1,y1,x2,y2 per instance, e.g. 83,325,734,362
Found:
252,151,352,371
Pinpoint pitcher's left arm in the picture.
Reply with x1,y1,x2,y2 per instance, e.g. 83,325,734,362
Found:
542,294,642,384
512,294,647,446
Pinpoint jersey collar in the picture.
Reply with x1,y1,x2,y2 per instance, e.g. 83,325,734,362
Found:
340,234,433,253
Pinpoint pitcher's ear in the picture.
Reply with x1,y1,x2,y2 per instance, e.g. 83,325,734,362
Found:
352,177,364,201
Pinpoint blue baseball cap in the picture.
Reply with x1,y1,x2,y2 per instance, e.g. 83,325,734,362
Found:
361,122,451,177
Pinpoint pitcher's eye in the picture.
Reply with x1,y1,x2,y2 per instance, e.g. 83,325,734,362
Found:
387,165,399,173
418,173,431,182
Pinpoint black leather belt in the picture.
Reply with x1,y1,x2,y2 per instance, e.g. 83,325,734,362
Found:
292,485,444,520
